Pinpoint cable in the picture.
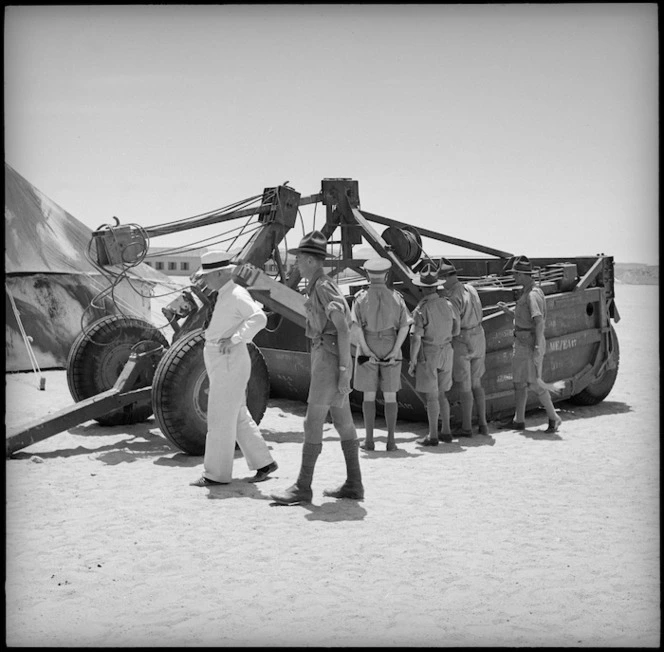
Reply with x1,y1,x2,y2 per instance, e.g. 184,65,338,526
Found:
77,185,306,341
227,212,258,252
147,192,264,232
144,220,263,258
297,207,306,235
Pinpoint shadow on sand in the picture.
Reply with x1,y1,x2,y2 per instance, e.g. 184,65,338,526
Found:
267,498,367,522
555,399,633,421
10,421,175,462
203,482,274,502
487,399,633,444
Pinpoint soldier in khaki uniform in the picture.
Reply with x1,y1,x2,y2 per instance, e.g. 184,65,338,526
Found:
497,255,562,434
408,262,460,446
270,231,364,505
351,257,412,452
438,258,489,437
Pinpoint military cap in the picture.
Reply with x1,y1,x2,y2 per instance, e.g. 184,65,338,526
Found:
362,257,392,273
437,257,461,278
287,230,334,258
412,262,443,287
505,255,535,275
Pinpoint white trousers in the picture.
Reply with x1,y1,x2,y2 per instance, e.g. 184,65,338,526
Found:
203,342,273,482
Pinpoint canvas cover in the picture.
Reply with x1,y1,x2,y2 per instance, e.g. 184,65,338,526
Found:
5,163,171,371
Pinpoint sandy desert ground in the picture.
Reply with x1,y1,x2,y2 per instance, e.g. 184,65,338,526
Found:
5,283,660,647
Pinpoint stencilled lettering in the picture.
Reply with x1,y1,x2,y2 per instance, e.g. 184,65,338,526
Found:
547,337,578,352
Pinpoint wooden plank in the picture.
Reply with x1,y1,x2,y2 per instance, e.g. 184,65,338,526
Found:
6,387,152,457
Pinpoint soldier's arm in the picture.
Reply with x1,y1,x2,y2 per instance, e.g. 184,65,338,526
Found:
450,301,461,338
350,295,373,358
497,301,514,317
387,293,414,361
353,324,374,359
408,332,421,376
529,292,546,354
533,315,546,355
330,309,352,393
408,306,425,374
387,325,410,362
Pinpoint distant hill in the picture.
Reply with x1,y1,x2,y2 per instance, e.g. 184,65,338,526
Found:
614,263,659,285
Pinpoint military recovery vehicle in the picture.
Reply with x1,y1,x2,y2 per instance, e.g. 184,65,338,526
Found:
7,178,620,456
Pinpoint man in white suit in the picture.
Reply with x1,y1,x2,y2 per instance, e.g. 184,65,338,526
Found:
189,250,278,486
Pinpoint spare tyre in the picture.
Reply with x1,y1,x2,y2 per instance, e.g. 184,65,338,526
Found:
66,315,169,425
152,329,270,455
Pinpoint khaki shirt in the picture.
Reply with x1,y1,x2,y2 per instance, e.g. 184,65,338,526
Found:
412,293,460,345
351,285,412,333
514,285,546,331
304,267,351,340
446,282,483,331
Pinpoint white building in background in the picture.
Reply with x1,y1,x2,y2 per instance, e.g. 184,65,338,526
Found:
144,245,365,279
145,246,284,277
144,247,206,276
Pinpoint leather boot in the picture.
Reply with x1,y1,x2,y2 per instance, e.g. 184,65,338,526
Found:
323,439,364,499
270,442,321,504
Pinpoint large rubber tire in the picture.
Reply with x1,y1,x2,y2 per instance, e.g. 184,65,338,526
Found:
152,329,270,455
570,326,620,406
66,315,169,425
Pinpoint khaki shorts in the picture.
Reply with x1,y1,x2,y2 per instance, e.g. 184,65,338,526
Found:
307,340,349,407
452,327,486,387
512,332,538,386
415,343,453,394
353,331,402,393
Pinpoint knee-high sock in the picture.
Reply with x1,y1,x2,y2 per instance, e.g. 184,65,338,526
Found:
362,401,376,441
384,401,398,439
340,438,362,486
439,394,451,434
515,386,528,422
473,386,487,426
426,398,440,438
297,442,322,490
537,387,558,421
460,390,474,431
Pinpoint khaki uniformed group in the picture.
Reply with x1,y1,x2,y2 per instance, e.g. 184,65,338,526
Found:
190,232,561,503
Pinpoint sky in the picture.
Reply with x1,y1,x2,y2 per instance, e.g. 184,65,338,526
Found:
4,4,659,265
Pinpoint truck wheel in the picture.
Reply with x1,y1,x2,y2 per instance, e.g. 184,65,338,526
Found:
66,315,169,425
570,326,620,406
152,330,270,455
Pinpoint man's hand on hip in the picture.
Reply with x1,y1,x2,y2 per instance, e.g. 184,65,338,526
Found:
218,338,235,354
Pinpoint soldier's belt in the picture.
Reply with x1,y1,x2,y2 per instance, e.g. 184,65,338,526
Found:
364,328,397,339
